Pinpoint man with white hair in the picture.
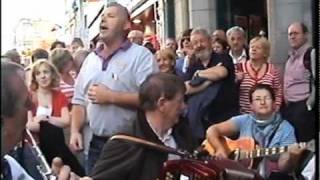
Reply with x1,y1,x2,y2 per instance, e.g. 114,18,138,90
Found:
226,26,248,64
183,28,239,142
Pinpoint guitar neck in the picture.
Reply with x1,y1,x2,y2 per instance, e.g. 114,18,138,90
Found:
238,142,310,160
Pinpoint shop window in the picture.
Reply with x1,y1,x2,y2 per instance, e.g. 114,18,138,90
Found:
217,0,267,42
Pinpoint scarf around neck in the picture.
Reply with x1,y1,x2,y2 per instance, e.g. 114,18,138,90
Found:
250,113,283,147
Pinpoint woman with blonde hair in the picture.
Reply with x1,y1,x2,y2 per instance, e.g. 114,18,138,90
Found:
237,36,283,114
155,48,176,74
26,60,85,176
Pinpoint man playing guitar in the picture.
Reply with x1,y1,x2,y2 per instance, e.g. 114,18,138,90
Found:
206,84,309,179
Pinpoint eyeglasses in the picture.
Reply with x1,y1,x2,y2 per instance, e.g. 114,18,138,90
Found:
253,97,273,102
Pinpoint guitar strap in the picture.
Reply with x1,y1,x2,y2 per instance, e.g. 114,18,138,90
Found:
254,120,283,178
109,134,191,158
265,119,283,148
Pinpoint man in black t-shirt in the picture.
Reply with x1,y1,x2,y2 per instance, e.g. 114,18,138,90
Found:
184,28,239,141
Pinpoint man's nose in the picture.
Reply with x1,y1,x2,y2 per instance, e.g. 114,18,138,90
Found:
193,41,201,48
260,99,266,104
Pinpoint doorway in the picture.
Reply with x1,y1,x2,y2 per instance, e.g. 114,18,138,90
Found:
216,0,268,41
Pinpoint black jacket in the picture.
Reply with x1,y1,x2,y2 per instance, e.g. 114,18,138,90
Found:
90,111,198,180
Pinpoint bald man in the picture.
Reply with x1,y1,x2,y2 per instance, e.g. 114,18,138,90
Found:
282,22,315,143
127,30,144,45
212,29,227,42
69,2,159,173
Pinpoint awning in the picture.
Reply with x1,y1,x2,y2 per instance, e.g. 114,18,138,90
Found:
130,0,157,18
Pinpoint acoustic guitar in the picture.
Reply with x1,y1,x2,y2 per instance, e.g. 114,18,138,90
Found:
201,137,315,168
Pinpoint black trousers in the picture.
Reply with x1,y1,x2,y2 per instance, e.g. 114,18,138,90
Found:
281,99,316,142
40,122,85,176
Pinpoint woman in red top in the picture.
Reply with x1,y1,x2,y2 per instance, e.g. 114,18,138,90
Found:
236,36,283,114
26,60,85,176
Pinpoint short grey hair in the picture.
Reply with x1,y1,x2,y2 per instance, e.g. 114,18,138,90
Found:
106,2,130,21
191,28,211,39
139,73,186,111
226,26,245,37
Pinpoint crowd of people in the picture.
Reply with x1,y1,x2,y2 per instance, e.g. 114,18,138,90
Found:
1,2,316,180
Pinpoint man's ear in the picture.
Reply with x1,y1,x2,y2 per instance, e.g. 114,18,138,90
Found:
124,21,131,31
157,97,166,112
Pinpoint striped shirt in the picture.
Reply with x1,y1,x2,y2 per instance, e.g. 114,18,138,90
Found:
59,80,74,103
238,61,283,113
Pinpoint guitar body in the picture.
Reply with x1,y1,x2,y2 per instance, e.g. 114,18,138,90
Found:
202,137,315,170
202,137,256,168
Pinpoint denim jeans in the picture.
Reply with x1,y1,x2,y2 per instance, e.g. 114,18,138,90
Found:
76,151,90,175
87,135,109,174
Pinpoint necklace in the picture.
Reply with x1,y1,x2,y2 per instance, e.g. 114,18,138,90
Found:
249,61,264,77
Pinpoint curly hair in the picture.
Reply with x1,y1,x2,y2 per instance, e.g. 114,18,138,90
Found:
29,60,60,91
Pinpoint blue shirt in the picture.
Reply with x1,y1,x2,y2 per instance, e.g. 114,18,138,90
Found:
230,113,297,177
231,114,296,148
72,42,159,136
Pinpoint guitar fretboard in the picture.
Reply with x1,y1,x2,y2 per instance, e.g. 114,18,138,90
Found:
237,142,309,160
